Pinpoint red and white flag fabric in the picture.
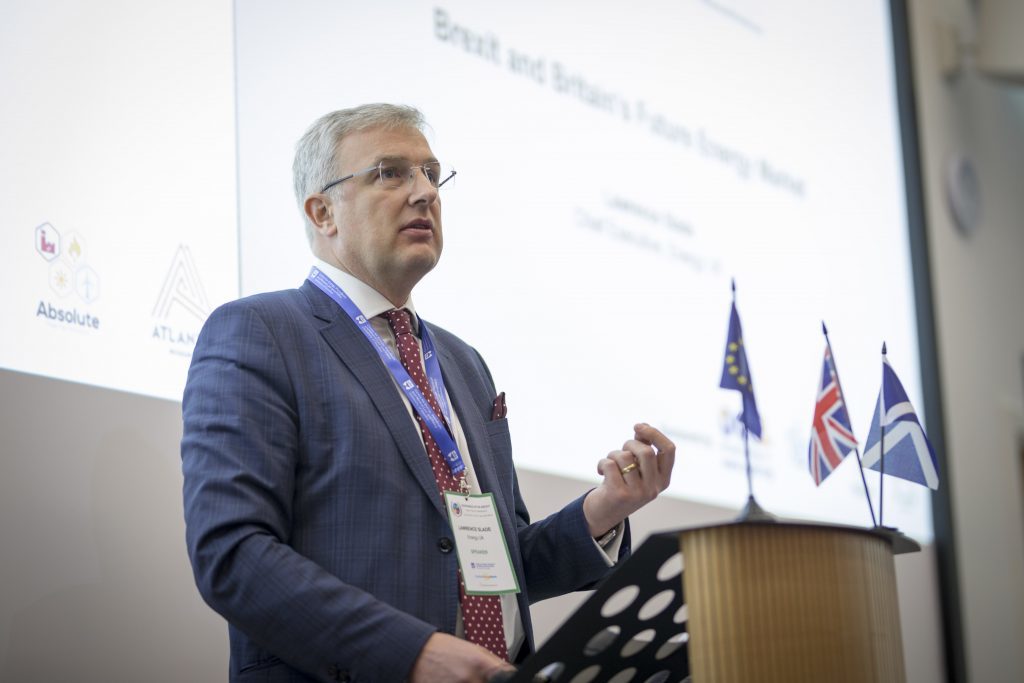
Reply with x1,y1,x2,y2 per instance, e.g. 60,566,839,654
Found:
808,347,858,485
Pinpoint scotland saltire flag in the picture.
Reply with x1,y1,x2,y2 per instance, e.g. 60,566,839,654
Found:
861,356,939,489
807,348,858,485
720,301,762,438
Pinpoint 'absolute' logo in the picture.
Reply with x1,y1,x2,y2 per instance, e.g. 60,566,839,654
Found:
151,245,210,356
34,222,102,331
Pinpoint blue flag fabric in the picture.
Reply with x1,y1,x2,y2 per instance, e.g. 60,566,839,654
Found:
720,301,762,438
861,356,939,489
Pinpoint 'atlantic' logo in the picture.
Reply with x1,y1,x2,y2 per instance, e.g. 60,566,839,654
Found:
153,245,210,321
151,245,210,356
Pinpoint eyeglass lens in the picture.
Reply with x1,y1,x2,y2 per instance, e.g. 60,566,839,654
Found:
379,162,443,188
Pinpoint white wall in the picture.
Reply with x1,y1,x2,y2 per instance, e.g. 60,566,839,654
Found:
908,1,1024,680
0,371,228,681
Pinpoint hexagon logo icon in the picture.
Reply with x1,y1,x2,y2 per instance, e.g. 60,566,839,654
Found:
35,222,61,262
49,260,74,297
64,231,86,265
75,266,100,303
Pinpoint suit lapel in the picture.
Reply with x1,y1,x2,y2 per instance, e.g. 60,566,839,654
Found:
300,281,446,518
431,326,517,539
434,331,529,624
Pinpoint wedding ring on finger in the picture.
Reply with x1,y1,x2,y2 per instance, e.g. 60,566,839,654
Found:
619,462,638,476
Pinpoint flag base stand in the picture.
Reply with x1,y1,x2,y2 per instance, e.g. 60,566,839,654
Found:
871,524,921,555
735,495,775,522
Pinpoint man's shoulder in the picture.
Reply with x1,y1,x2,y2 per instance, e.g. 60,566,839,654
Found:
198,286,323,343
422,320,497,390
208,285,315,321
421,320,476,357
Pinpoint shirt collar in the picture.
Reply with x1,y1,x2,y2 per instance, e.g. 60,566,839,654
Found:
312,258,420,332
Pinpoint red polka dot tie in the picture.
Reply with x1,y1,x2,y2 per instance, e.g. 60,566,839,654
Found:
382,308,510,662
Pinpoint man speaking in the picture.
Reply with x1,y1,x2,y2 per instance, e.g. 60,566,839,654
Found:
181,104,676,682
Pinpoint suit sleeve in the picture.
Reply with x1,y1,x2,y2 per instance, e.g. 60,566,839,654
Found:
181,301,435,682
467,349,631,604
513,483,631,604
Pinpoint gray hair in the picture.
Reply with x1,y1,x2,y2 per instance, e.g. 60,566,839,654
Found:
293,103,426,243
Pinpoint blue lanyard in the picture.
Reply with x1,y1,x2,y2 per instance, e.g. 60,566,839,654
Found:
307,267,467,478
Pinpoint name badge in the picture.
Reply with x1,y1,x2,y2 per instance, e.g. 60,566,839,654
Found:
444,492,521,595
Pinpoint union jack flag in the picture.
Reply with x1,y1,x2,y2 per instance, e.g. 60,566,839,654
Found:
808,347,857,485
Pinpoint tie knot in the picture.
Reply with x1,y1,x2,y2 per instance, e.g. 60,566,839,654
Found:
382,308,414,337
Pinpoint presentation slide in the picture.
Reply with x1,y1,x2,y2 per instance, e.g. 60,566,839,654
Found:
235,1,932,538
0,3,237,401
0,0,931,540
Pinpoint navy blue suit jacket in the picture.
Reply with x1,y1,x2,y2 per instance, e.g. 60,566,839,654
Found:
181,281,629,682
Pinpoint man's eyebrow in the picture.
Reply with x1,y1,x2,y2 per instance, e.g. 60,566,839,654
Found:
372,154,440,165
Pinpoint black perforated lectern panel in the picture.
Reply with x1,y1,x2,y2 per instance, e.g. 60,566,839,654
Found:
509,532,689,683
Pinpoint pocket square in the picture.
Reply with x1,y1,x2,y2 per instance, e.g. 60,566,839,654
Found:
491,391,507,420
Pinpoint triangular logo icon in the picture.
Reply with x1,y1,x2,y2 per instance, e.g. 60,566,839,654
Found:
153,245,211,321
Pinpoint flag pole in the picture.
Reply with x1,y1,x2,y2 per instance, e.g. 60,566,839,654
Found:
822,322,877,527
744,423,753,498
879,342,887,528
738,422,773,521
740,285,753,503
733,280,771,522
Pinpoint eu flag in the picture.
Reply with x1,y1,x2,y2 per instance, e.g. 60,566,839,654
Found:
861,355,939,489
720,301,762,438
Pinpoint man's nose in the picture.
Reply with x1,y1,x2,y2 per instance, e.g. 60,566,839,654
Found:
408,168,439,204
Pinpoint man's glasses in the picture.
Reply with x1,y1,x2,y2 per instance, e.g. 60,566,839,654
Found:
320,161,456,193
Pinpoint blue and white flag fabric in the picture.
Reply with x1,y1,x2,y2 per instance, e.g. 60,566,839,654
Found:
861,356,939,489
720,301,762,438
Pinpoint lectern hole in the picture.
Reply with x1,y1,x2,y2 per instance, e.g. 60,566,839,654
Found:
642,672,672,683
656,552,683,581
654,631,688,660
538,662,565,680
620,628,656,657
583,625,620,656
672,604,688,624
607,668,637,683
638,589,675,620
568,665,601,683
600,584,640,618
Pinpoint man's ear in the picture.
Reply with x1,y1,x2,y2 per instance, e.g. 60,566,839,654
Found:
304,194,338,237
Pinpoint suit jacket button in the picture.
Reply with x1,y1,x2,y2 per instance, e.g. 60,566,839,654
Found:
438,536,454,553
